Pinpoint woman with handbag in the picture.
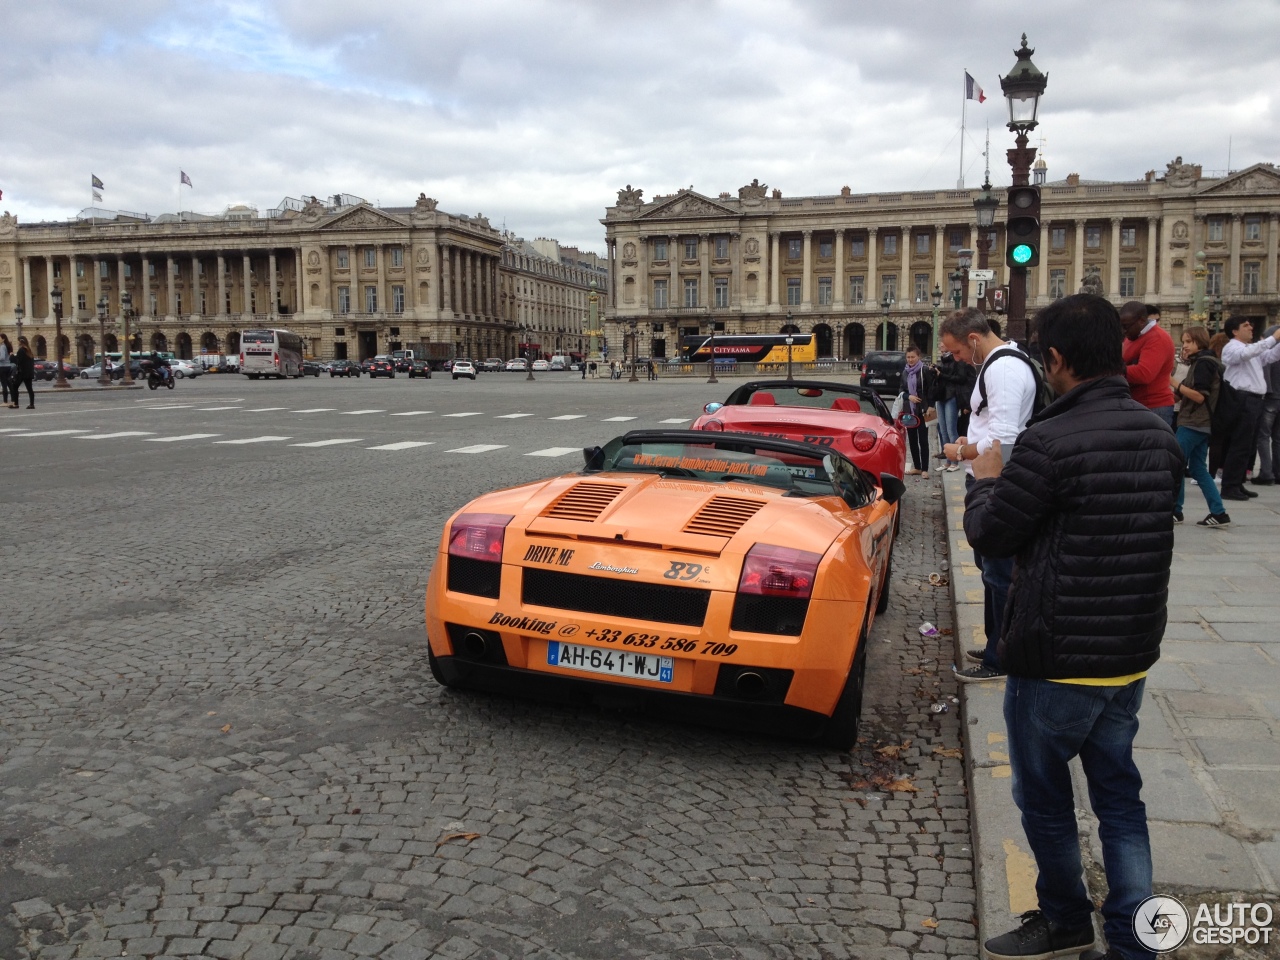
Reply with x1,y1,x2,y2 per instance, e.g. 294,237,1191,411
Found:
902,345,936,477
11,336,36,409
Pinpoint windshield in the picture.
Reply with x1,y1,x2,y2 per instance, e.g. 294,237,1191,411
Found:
595,437,840,495
726,383,889,419
241,330,275,344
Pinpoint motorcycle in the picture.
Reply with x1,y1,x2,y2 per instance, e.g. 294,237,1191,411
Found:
147,368,175,390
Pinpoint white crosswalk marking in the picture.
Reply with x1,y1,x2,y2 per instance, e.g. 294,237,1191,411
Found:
442,412,484,418
0,428,31,433
495,413,534,419
290,438,364,448
246,407,288,412
341,409,386,415
601,416,637,422
13,429,93,437
140,404,193,410
76,431,156,440
367,441,435,451
214,436,291,445
660,418,691,424
197,406,244,411
145,434,221,442
388,411,433,416
525,447,580,457
548,414,586,420
292,408,335,413
447,444,507,454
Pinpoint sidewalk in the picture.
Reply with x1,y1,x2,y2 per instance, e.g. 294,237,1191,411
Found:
944,469,1280,946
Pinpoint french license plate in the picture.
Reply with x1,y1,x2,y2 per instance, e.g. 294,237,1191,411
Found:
547,641,674,683
869,377,886,385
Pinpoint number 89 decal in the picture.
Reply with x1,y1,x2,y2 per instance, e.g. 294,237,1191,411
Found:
664,561,704,580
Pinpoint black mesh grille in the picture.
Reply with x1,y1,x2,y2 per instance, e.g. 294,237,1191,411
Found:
447,556,502,599
522,568,710,627
730,596,810,636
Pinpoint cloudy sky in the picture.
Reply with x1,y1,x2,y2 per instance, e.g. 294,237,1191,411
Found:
3,0,1278,251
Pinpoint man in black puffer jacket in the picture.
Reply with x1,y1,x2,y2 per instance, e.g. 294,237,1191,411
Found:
964,294,1184,960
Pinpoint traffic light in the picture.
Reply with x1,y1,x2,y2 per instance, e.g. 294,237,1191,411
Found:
1006,185,1041,269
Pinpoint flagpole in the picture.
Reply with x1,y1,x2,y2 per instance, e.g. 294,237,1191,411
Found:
958,70,967,189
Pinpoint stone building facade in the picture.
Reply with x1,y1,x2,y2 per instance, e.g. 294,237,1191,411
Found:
600,160,1280,360
499,237,610,361
0,194,521,364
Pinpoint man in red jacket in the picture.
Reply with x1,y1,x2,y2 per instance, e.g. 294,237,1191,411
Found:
1120,301,1176,428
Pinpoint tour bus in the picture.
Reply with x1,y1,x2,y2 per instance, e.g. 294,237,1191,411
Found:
240,328,305,379
679,333,817,365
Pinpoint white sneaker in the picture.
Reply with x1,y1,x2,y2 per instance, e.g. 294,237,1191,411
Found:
946,463,961,472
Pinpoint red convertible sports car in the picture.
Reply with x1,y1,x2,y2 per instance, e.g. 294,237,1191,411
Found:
425,430,905,748
691,380,915,481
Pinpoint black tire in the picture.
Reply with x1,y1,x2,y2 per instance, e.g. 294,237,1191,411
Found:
428,645,459,689
875,552,893,614
819,634,868,750
166,379,175,390
148,379,158,390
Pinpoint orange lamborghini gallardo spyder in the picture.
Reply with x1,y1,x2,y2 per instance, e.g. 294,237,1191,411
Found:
424,430,905,748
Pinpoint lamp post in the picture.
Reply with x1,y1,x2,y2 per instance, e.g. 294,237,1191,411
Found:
51,287,70,389
13,303,23,342
950,270,964,310
97,296,111,385
930,283,944,361
121,291,135,385
974,178,1000,313
1000,33,1048,341
522,325,535,380
1190,251,1208,328
957,247,973,309
628,319,639,382
879,293,894,351
785,335,795,381
1212,294,1224,334
706,314,718,384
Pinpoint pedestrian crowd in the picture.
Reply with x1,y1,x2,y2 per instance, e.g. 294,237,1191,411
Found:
0,333,36,409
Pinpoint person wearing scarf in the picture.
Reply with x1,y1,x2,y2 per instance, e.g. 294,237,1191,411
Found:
902,346,935,477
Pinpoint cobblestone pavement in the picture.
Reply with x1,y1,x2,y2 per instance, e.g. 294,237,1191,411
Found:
1,377,976,959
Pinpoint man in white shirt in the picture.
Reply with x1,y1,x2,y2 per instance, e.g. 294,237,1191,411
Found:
940,309,1037,682
1219,316,1280,501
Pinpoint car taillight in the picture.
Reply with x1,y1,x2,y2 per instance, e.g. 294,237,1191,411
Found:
448,513,513,562
737,544,821,599
273,352,280,365
702,419,724,432
860,363,867,375
239,353,244,366
852,429,878,452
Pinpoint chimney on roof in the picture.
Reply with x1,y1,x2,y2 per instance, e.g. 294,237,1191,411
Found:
1066,173,1080,186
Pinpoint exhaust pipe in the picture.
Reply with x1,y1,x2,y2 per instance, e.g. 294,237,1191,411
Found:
734,671,766,700
462,632,489,659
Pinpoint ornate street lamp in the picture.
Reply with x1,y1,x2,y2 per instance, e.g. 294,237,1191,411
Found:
950,270,964,309
97,296,111,385
1000,33,1048,336
879,293,894,351
706,314,718,385
522,325,535,380
974,179,1000,313
785,335,795,382
121,291,135,385
1212,294,1224,334
628,319,639,382
957,247,973,309
930,283,944,361
13,302,23,342
1190,251,1208,325
52,287,70,389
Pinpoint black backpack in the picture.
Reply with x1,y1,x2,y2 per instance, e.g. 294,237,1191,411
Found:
1191,355,1240,435
975,346,1056,417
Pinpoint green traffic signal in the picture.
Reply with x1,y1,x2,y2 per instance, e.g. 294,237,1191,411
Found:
1010,243,1035,265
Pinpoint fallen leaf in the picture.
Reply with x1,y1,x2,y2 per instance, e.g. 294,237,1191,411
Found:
219,723,232,733
940,627,954,636
933,747,963,759
848,779,872,790
207,711,217,716
874,740,911,759
881,777,919,793
351,808,361,815
922,917,938,929
436,832,481,848
906,667,923,676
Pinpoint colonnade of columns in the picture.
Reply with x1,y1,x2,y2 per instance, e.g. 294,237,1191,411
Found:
438,243,500,319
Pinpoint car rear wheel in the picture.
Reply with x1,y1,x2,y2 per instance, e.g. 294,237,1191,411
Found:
820,633,867,750
875,552,893,615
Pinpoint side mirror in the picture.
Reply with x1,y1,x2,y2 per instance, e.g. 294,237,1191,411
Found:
703,401,723,414
879,473,906,506
582,446,604,471
898,413,920,429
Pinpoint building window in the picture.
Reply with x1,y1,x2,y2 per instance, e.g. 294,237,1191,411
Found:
1050,269,1066,299
123,263,132,279
392,285,405,313
683,279,699,307
818,238,833,259
684,239,697,261
914,273,930,302
338,286,350,314
173,261,181,276
653,238,667,261
225,292,232,313
714,277,729,308
1208,218,1224,242
336,248,349,269
365,286,378,312
849,275,865,304
334,327,345,337
151,294,158,315
850,237,866,257
76,261,85,278
1245,217,1262,241
949,230,964,252
653,279,668,308
1051,227,1067,250
200,292,207,314
52,262,61,279
786,278,802,305
197,260,204,275
1086,226,1102,249
1121,226,1137,247
881,275,897,302
99,261,109,278
391,247,404,268
77,293,86,312
883,235,898,256
788,238,802,259
364,248,376,269
1206,262,1223,296
715,236,729,259
177,293,184,315
1119,268,1136,298
1244,261,1261,295
915,232,930,255
817,277,832,305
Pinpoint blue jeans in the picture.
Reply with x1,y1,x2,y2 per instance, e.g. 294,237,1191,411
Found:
1005,677,1154,960
965,473,1013,671
1175,426,1224,516
1256,397,1280,481
1150,405,1174,430
936,396,960,453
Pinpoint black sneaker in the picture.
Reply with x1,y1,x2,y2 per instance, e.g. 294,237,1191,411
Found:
965,647,984,663
1172,511,1184,524
955,664,1005,683
983,910,1095,959
1244,488,1260,498
1197,512,1231,527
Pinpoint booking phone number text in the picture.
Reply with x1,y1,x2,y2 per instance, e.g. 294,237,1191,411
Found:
581,628,737,657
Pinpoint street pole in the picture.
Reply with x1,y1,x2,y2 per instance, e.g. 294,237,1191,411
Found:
1190,250,1207,328
13,303,23,343
628,321,639,382
785,336,794,381
706,313,718,384
97,297,111,385
121,291,135,385
53,287,70,388
1000,34,1048,343
523,327,535,380
930,284,943,362
879,296,892,351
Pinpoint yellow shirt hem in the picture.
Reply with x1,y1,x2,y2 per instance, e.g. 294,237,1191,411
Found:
1049,672,1148,687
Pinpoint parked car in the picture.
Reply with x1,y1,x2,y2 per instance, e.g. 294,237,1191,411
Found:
170,359,202,379
479,358,503,372
301,360,323,377
368,358,396,378
451,360,477,380
859,351,907,397
408,360,433,379
79,362,123,381
531,359,551,372
329,360,362,378
549,360,566,371
442,359,454,371
504,358,528,372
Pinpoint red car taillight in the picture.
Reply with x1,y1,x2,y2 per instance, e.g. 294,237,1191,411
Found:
702,419,724,432
448,513,513,562
852,428,878,452
239,353,244,366
737,544,821,599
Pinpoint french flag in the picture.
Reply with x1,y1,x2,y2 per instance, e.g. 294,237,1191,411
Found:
965,71,986,103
